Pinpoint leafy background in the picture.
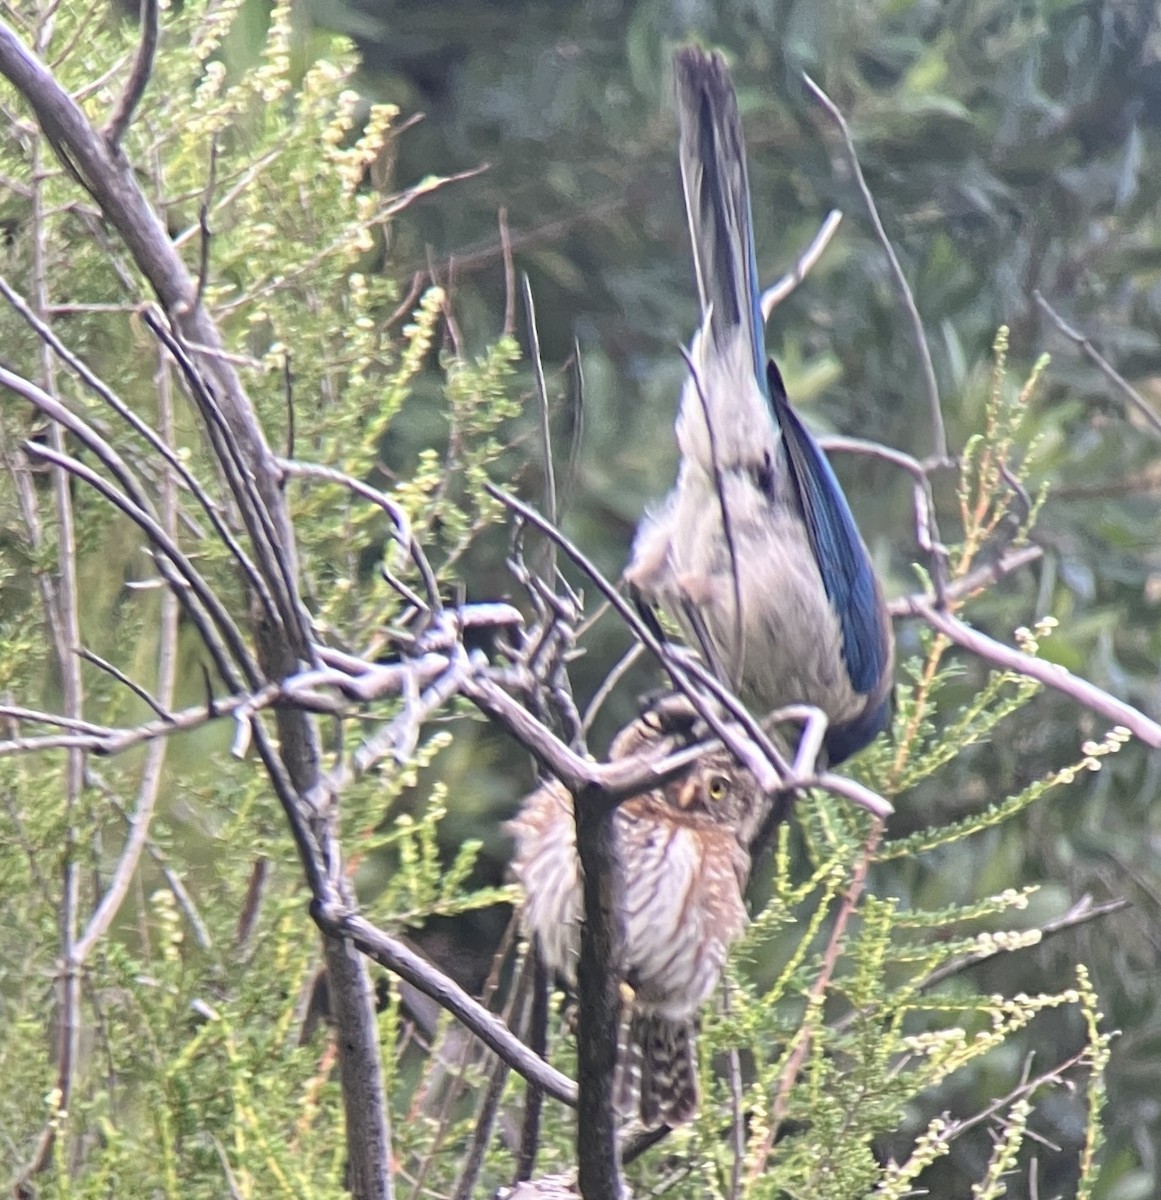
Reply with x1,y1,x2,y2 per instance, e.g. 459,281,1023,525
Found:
290,0,1161,1194
2,0,1160,1194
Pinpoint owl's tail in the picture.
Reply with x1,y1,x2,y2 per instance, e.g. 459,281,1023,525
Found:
621,1011,699,1128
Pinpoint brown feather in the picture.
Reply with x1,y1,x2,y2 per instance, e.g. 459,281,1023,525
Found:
507,714,776,1125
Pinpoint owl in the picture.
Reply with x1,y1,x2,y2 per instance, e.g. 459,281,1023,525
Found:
507,716,772,1127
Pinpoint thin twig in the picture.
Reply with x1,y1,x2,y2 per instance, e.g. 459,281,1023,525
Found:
500,206,516,337
887,545,1042,619
918,894,1129,994
22,107,85,1185
76,644,172,720
515,950,550,1182
193,132,218,313
802,73,946,461
905,597,1160,747
1033,289,1161,439
22,436,260,689
761,208,843,318
581,642,644,735
0,275,278,617
278,456,441,616
451,950,533,1200
100,775,216,948
939,1047,1089,1141
104,0,159,148
72,372,180,965
522,274,557,581
0,705,114,736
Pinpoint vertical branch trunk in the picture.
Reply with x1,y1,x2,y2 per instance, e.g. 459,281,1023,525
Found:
573,786,626,1200
515,950,549,1182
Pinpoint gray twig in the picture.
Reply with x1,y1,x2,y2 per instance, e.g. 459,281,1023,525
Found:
312,907,578,1108
104,0,159,148
904,596,1158,746
803,72,946,462
761,208,843,318
1034,289,1161,439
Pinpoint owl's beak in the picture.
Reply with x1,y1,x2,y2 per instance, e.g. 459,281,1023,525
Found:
673,776,699,810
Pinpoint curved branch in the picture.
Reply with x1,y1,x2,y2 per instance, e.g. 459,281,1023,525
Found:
761,208,843,318
906,597,1161,747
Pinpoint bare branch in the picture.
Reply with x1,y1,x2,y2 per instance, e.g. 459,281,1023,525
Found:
22,435,259,690
516,951,550,1182
313,907,578,1109
483,484,787,793
887,545,1043,619
72,346,180,969
76,644,172,720
761,208,843,318
193,133,218,313
918,894,1129,994
0,275,279,616
104,0,159,149
940,1047,1089,1143
573,785,625,1200
905,597,1160,747
581,642,643,735
1033,289,1161,439
25,109,85,1184
279,456,442,618
72,556,177,967
802,73,946,461
0,24,390,1187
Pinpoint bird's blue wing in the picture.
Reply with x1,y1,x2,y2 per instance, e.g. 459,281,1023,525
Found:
766,360,890,698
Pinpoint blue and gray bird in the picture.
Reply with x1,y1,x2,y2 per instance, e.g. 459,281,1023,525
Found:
626,47,894,765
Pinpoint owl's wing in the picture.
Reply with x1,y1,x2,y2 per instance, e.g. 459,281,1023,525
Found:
506,784,582,983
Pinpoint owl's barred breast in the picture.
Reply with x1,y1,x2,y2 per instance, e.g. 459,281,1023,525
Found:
507,769,754,1023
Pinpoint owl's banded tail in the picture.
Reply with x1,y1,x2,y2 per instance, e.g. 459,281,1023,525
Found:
621,1011,699,1129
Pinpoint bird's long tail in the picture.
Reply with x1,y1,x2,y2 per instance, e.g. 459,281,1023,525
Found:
630,1012,699,1128
674,47,767,390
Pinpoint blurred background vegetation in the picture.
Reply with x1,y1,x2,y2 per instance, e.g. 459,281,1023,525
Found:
280,0,1161,1193
5,0,1161,1193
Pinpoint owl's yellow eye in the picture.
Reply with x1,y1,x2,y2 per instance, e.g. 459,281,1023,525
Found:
707,774,729,801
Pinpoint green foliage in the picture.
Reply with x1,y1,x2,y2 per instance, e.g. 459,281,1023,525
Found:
508,347,1114,1198
0,0,519,1193
0,0,1140,1197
